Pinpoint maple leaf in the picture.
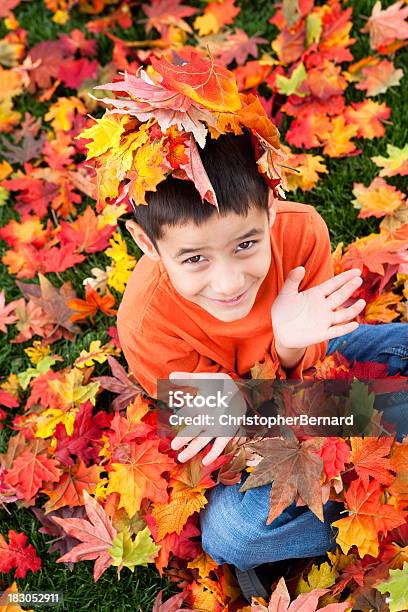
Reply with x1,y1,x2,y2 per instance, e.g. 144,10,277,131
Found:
152,589,192,612
105,438,175,517
31,505,86,569
213,28,267,66
0,0,21,18
284,152,328,192
16,273,81,341
68,283,117,324
4,438,62,504
252,576,350,611
41,460,103,514
58,58,98,89
350,437,394,488
372,143,408,177
389,438,408,500
332,479,405,558
51,489,117,581
344,100,391,140
26,40,70,92
142,0,198,35
60,206,115,253
377,561,408,612
0,289,18,332
0,130,47,164
93,355,143,412
361,1,408,51
0,530,42,578
150,50,241,113
355,59,403,97
352,177,406,219
240,438,325,524
322,116,359,158
53,400,112,466
364,291,403,323
193,0,240,36
318,437,351,480
108,525,160,576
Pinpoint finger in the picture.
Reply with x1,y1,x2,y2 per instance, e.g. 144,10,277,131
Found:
202,437,232,465
327,321,359,340
319,268,362,298
177,436,213,463
171,423,205,448
279,266,306,295
331,299,366,325
326,275,363,310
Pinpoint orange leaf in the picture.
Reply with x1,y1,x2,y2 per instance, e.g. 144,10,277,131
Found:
41,460,103,514
350,437,394,488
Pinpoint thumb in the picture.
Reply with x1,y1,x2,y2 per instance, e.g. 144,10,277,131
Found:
281,266,306,295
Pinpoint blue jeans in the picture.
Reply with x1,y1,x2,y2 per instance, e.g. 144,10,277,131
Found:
201,323,408,570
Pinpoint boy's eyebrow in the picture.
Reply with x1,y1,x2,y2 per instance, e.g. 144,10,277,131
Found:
174,228,264,259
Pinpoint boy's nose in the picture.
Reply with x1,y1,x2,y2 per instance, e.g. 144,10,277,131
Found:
211,271,246,298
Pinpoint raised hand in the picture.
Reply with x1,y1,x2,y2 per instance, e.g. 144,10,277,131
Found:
271,266,366,350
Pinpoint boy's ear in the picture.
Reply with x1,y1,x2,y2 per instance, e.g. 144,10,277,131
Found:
125,220,160,261
267,190,277,228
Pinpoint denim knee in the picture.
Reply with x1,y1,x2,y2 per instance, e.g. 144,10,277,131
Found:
200,481,343,570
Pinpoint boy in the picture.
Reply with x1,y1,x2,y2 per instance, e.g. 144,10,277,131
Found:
116,128,408,599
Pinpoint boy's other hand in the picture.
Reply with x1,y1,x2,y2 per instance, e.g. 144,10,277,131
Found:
168,372,245,465
271,267,366,350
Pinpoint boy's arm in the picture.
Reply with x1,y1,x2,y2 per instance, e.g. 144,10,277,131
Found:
275,208,334,378
117,322,239,399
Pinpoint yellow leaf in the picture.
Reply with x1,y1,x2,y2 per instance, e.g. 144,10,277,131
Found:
48,368,100,409
35,407,77,438
44,96,86,132
284,153,328,191
193,13,219,35
151,488,208,540
75,340,115,368
364,291,403,323
322,116,358,157
127,140,167,206
188,552,218,580
77,113,129,159
352,177,406,219
372,143,408,177
296,561,337,594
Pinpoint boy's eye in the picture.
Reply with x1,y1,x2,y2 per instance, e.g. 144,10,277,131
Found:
237,240,257,251
183,254,204,265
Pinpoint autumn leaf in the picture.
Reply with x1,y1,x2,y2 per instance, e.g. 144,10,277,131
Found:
150,50,241,113
105,439,175,518
68,283,117,323
376,561,408,612
108,525,160,576
41,460,103,514
352,177,406,218
0,530,42,578
344,100,391,139
93,355,143,412
60,206,115,253
16,274,81,341
361,1,408,51
355,59,403,97
372,143,408,177
4,439,62,503
51,489,117,581
364,291,403,323
0,288,18,332
350,436,394,488
252,576,350,611
240,438,325,524
332,479,405,558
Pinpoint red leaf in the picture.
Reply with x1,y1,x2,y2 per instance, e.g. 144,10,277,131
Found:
0,530,42,578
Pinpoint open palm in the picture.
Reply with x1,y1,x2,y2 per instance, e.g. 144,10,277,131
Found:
271,266,366,350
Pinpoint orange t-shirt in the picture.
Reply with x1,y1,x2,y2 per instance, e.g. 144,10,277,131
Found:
117,200,334,398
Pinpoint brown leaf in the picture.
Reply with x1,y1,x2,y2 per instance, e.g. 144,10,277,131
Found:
240,438,324,524
16,273,81,341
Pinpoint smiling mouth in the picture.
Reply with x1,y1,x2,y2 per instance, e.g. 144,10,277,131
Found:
209,287,251,306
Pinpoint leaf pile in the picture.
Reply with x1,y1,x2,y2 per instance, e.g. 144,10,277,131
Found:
1,0,408,610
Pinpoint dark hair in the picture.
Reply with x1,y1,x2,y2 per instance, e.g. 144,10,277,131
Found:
131,129,270,251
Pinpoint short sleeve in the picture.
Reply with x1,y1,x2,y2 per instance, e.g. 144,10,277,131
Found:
285,208,334,379
117,321,239,399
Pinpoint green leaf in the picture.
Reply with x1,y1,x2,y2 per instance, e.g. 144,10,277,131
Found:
276,62,307,97
306,13,322,47
377,562,408,612
108,526,160,575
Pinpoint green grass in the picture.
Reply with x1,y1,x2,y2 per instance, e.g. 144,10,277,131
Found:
0,0,407,610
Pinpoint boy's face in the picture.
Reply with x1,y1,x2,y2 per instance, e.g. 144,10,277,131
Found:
127,193,276,323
